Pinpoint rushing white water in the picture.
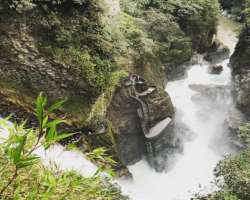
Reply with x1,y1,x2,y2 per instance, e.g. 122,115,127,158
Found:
118,17,240,200
0,121,98,178
0,16,241,200
34,145,98,177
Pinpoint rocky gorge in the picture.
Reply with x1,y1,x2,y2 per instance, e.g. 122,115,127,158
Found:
0,0,219,167
2,0,250,200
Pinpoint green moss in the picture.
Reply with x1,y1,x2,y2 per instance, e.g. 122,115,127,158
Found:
54,47,113,94
86,70,128,126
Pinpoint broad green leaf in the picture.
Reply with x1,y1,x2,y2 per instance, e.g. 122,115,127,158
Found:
48,99,66,113
45,119,66,128
36,93,47,124
45,126,57,142
42,116,49,128
53,132,77,142
13,135,27,164
17,156,40,168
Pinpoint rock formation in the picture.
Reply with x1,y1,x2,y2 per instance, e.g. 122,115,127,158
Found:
204,44,230,64
107,75,174,165
230,27,250,117
208,65,224,74
0,0,219,167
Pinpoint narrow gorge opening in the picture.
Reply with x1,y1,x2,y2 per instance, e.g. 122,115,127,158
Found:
118,16,244,200
1,1,250,200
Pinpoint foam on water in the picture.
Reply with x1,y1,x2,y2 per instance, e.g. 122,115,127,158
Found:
34,145,98,177
118,59,235,200
118,16,239,200
0,15,241,200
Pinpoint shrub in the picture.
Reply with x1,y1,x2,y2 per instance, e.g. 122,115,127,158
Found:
194,123,250,200
0,93,126,199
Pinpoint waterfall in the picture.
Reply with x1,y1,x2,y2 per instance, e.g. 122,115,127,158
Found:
0,16,242,200
118,16,241,200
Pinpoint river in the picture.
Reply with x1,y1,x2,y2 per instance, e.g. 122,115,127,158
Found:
118,16,241,200
0,16,241,200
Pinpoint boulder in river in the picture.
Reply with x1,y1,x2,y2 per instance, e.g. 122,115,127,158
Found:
208,65,223,74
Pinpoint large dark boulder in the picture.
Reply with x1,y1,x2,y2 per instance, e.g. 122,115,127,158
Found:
107,77,174,165
208,65,224,74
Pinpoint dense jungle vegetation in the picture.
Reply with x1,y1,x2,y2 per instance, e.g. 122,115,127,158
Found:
0,0,221,199
0,0,219,96
3,0,250,200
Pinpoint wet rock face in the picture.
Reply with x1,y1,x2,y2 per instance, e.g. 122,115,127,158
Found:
0,12,176,169
204,44,230,64
146,121,180,172
230,28,250,117
107,86,146,165
107,77,174,165
0,22,92,110
226,107,247,133
232,73,250,115
224,107,247,149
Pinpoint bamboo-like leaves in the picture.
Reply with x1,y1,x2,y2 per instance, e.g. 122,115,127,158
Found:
34,93,75,150
0,93,75,195
4,130,39,169
35,93,47,127
48,99,66,113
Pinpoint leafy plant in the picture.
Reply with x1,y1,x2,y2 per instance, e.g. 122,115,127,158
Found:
238,123,250,145
0,93,74,197
87,147,118,177
194,122,250,200
0,145,127,200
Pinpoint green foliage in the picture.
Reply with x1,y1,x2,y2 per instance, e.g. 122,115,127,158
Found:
35,93,75,149
193,190,239,200
177,0,219,52
219,0,250,24
7,0,88,13
0,93,126,199
213,148,250,200
53,47,116,95
32,0,118,96
194,122,250,200
243,0,250,24
144,10,192,65
120,0,219,69
0,148,126,199
0,93,74,197
87,147,117,177
238,123,250,145
68,48,113,93
4,129,39,169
